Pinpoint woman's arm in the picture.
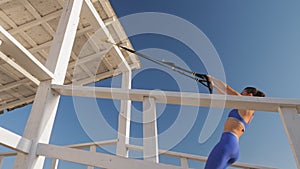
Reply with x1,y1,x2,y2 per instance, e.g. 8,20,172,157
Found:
208,75,241,96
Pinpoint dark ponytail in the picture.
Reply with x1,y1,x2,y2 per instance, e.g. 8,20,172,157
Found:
256,90,265,97
243,87,265,97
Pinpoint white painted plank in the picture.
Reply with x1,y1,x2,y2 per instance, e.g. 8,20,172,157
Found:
68,48,111,68
126,144,278,169
50,159,59,169
103,16,116,26
82,0,131,72
67,139,117,149
28,25,93,54
0,127,31,153
143,97,159,163
0,152,17,156
0,51,39,85
97,0,113,18
0,0,11,5
36,143,185,169
180,158,189,168
13,81,60,169
0,156,3,169
87,145,96,169
8,10,62,35
13,0,84,168
0,26,54,81
74,69,123,85
116,71,132,157
45,1,83,84
0,78,31,92
52,85,300,112
278,107,300,169
0,96,35,113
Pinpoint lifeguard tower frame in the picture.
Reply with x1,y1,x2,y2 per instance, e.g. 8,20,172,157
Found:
0,0,299,169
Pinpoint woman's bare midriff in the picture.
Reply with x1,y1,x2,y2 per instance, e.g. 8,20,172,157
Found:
223,118,244,138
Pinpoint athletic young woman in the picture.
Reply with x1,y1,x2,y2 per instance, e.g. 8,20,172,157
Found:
204,76,265,169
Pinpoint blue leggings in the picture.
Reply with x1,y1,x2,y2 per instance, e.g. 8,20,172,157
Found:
204,132,240,169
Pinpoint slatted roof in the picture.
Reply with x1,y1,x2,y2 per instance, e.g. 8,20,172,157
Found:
0,0,141,114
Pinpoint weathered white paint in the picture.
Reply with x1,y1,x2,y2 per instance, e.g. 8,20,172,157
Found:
143,97,159,163
0,51,39,85
278,107,300,169
116,71,132,157
0,26,54,81
50,159,58,169
180,158,189,168
87,145,96,169
13,0,84,168
126,144,278,169
36,143,185,169
51,84,300,112
0,156,3,169
0,0,298,169
82,0,131,72
0,127,31,153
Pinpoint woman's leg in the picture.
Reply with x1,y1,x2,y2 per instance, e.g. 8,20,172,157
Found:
204,132,239,169
205,142,230,169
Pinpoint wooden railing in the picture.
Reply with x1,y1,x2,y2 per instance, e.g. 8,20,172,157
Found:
0,140,276,169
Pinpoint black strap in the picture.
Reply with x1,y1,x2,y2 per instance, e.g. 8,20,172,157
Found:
105,41,213,94
193,73,213,94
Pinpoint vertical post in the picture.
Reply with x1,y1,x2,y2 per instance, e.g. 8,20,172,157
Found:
143,97,159,163
278,106,300,168
180,158,189,168
13,0,83,168
116,71,132,157
50,159,58,169
87,145,97,169
0,156,3,169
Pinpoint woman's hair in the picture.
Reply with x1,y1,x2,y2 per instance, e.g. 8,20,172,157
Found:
243,87,265,97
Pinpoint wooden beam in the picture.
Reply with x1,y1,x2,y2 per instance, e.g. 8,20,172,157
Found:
68,47,111,68
13,0,84,168
0,152,17,156
0,52,39,85
180,158,188,168
17,0,56,36
87,145,96,169
0,10,16,29
28,40,52,54
0,26,54,81
278,107,300,169
82,0,131,72
0,127,31,153
51,85,300,112
126,144,278,169
73,68,122,85
0,0,12,5
0,78,31,92
36,143,184,169
50,159,59,169
67,139,117,149
0,156,3,169
8,10,62,35
116,71,132,157
0,95,35,113
103,16,116,26
97,0,113,18
27,25,93,54
143,97,159,163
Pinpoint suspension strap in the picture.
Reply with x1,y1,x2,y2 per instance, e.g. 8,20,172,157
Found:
103,40,213,93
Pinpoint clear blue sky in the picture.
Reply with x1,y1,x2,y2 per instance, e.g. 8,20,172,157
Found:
1,0,300,169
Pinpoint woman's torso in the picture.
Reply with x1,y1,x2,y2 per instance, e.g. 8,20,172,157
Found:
223,109,254,138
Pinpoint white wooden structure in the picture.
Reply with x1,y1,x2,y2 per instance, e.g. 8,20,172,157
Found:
0,0,299,169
